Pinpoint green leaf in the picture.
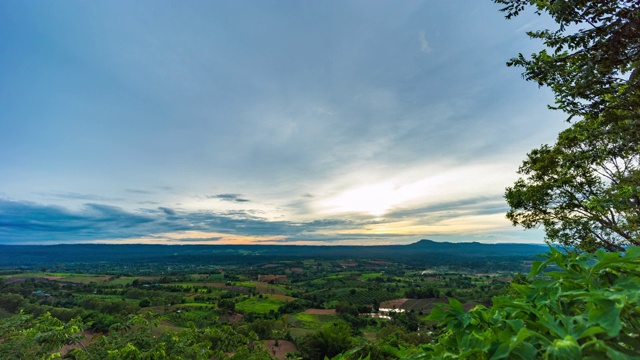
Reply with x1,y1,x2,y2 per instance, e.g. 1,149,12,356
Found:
605,347,640,360
489,343,510,360
509,327,532,351
447,298,464,312
587,301,622,337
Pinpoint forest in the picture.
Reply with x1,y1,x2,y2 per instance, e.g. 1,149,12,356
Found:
0,243,526,359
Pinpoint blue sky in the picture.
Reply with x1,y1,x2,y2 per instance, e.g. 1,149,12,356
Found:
0,1,567,245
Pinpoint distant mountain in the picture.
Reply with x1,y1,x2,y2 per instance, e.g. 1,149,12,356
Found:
406,239,546,256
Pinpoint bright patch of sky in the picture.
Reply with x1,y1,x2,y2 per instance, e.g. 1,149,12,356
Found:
0,1,567,245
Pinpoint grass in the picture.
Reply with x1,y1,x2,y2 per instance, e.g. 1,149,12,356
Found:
270,284,291,294
61,275,111,284
292,313,344,329
290,327,315,338
151,324,183,336
326,274,345,279
108,276,161,285
268,294,296,302
0,309,13,319
251,281,291,296
308,279,327,286
360,273,383,280
169,283,226,289
235,297,283,314
179,302,214,308
108,277,139,285
0,272,74,279
77,294,139,303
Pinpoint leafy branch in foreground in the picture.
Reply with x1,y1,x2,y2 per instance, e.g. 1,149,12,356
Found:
423,247,640,359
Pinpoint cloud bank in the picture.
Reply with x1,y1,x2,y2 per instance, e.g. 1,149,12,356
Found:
0,1,563,245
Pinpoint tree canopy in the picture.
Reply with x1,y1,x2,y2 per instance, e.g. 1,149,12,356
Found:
495,0,640,120
498,0,640,251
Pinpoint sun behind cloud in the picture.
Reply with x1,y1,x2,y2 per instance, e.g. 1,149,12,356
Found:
321,182,411,216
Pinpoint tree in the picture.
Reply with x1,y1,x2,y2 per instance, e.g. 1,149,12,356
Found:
298,323,354,360
0,312,85,359
139,297,152,308
0,293,26,313
495,0,640,120
498,0,640,251
218,298,236,313
505,117,640,251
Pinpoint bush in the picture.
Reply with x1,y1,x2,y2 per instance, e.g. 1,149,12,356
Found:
424,247,640,359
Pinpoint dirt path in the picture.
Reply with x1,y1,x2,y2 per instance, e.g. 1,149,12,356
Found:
302,308,336,315
380,298,408,309
264,340,297,359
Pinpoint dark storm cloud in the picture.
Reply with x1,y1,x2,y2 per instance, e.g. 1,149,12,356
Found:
171,210,354,237
158,207,177,216
172,237,223,242
0,199,363,243
273,232,417,243
0,199,154,242
208,194,250,203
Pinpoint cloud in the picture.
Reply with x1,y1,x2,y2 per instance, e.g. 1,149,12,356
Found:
419,30,431,53
126,189,153,194
173,236,222,242
385,195,508,220
0,194,541,245
0,198,359,244
42,192,124,202
0,199,154,243
208,194,250,203
158,207,176,216
516,20,538,33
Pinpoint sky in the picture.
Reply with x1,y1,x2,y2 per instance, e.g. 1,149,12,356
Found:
0,1,568,246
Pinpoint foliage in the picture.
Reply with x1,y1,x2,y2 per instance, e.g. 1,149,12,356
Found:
298,323,354,360
0,311,277,359
0,312,84,360
219,298,236,313
505,115,640,251
495,0,640,120
405,286,439,299
423,247,640,359
497,0,640,251
0,293,26,313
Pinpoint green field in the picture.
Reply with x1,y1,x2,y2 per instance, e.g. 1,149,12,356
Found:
77,294,139,303
235,297,283,314
360,273,383,280
232,281,256,288
292,313,344,329
179,302,214,308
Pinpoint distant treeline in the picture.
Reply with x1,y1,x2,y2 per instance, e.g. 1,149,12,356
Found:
0,240,545,273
